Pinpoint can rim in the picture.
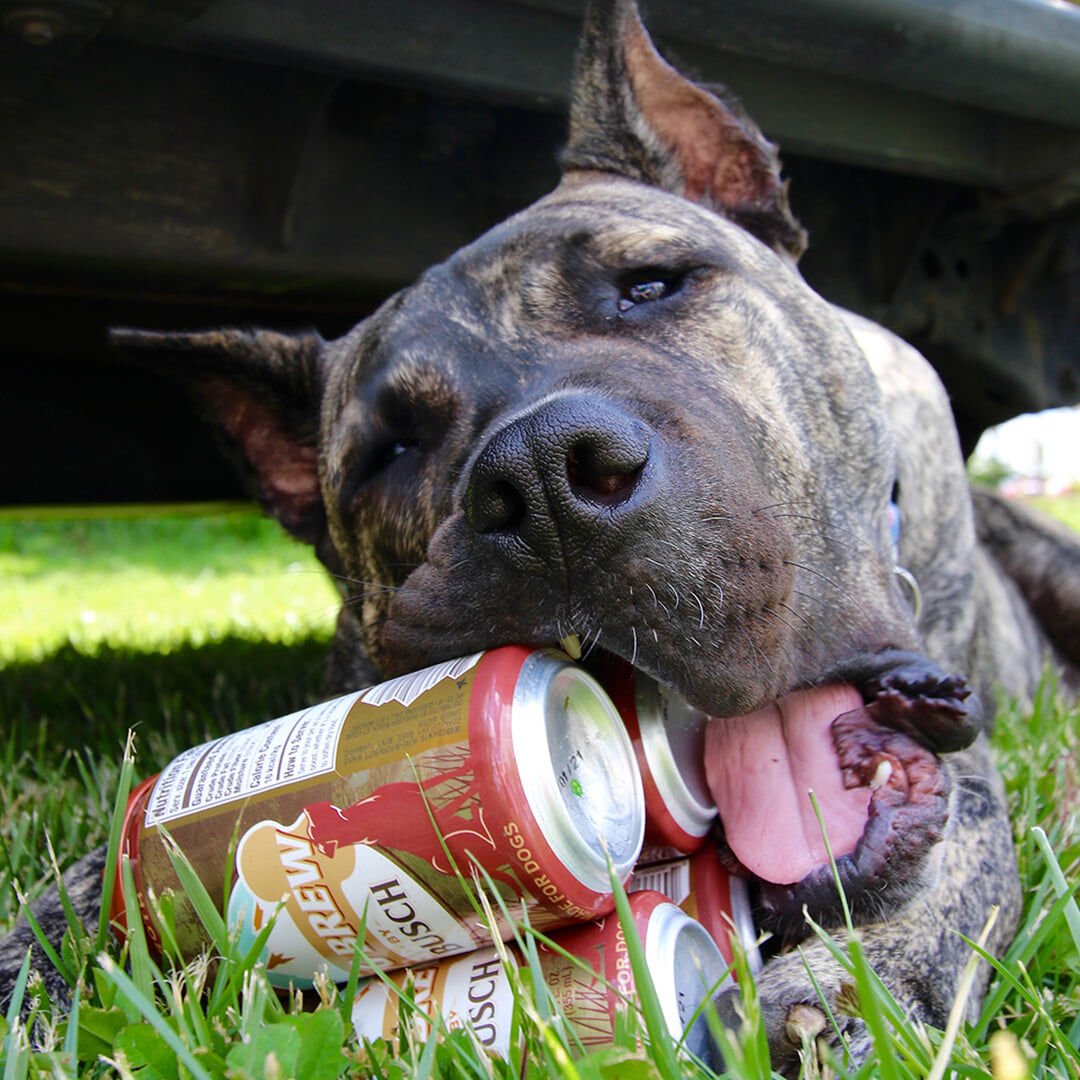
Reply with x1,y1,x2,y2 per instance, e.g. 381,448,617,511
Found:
511,651,645,892
635,679,717,837
643,898,728,1050
109,774,161,951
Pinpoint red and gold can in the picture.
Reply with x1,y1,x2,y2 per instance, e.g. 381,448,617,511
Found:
351,890,728,1062
629,846,761,972
112,647,645,987
588,656,716,856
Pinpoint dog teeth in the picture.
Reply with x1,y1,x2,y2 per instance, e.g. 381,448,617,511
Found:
559,633,583,660
869,757,894,790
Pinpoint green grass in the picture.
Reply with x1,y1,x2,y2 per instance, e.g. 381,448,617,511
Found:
0,508,338,918
0,509,1077,1077
0,509,339,660
1025,494,1080,535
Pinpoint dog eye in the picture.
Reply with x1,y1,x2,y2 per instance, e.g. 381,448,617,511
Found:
362,438,419,481
619,280,667,310
616,269,687,312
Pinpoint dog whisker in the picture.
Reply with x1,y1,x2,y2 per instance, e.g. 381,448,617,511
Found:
736,625,776,685
340,587,402,603
759,510,888,564
688,590,707,631
751,498,835,517
789,587,831,611
782,560,863,612
952,774,997,814
325,573,401,594
763,605,806,641
289,604,347,635
580,625,603,660
777,599,813,628
764,622,801,686
638,556,695,612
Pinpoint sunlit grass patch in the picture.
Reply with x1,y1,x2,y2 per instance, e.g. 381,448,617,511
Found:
0,509,338,661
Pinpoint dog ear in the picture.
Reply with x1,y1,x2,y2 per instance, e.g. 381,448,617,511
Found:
110,328,326,545
563,0,807,260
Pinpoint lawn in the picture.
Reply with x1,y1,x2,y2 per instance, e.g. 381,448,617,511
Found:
1027,493,1080,534
0,504,1077,1077
0,508,339,661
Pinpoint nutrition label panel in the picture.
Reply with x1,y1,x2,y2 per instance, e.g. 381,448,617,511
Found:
144,691,362,827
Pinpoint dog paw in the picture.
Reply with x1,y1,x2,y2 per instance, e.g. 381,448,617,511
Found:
711,932,917,1076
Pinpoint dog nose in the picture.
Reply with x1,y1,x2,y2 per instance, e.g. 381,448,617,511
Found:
464,395,654,565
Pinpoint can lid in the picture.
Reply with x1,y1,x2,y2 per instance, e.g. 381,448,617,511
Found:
636,678,717,838
512,651,645,893
644,900,729,1062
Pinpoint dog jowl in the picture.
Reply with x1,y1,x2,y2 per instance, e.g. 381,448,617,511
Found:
11,0,1077,1070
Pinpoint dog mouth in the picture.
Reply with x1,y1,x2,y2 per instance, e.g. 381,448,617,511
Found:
660,650,980,926
384,575,980,923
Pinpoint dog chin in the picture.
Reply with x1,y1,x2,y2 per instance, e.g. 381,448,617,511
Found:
697,649,981,933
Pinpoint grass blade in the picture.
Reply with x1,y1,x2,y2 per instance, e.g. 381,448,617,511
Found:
96,954,212,1080
156,827,227,953
62,984,80,1061
806,789,903,1080
3,950,32,1030
96,731,136,957
607,862,683,1080
1030,826,1080,951
924,906,998,1080
11,882,73,989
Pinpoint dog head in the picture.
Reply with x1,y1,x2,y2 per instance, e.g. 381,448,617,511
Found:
116,0,982,934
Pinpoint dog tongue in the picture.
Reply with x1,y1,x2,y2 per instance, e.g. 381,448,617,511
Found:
705,684,870,885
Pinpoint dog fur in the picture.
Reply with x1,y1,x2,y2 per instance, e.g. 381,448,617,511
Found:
4,1,1078,1071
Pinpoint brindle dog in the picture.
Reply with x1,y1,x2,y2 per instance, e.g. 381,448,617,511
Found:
4,0,1078,1070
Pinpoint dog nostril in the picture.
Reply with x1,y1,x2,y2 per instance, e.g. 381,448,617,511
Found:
468,477,528,534
566,442,643,504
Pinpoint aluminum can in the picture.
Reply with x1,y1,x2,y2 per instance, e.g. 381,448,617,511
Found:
629,845,761,973
350,890,728,1062
588,655,716,855
112,646,645,987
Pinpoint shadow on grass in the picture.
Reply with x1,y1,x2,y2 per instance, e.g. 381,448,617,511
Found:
1,634,332,774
